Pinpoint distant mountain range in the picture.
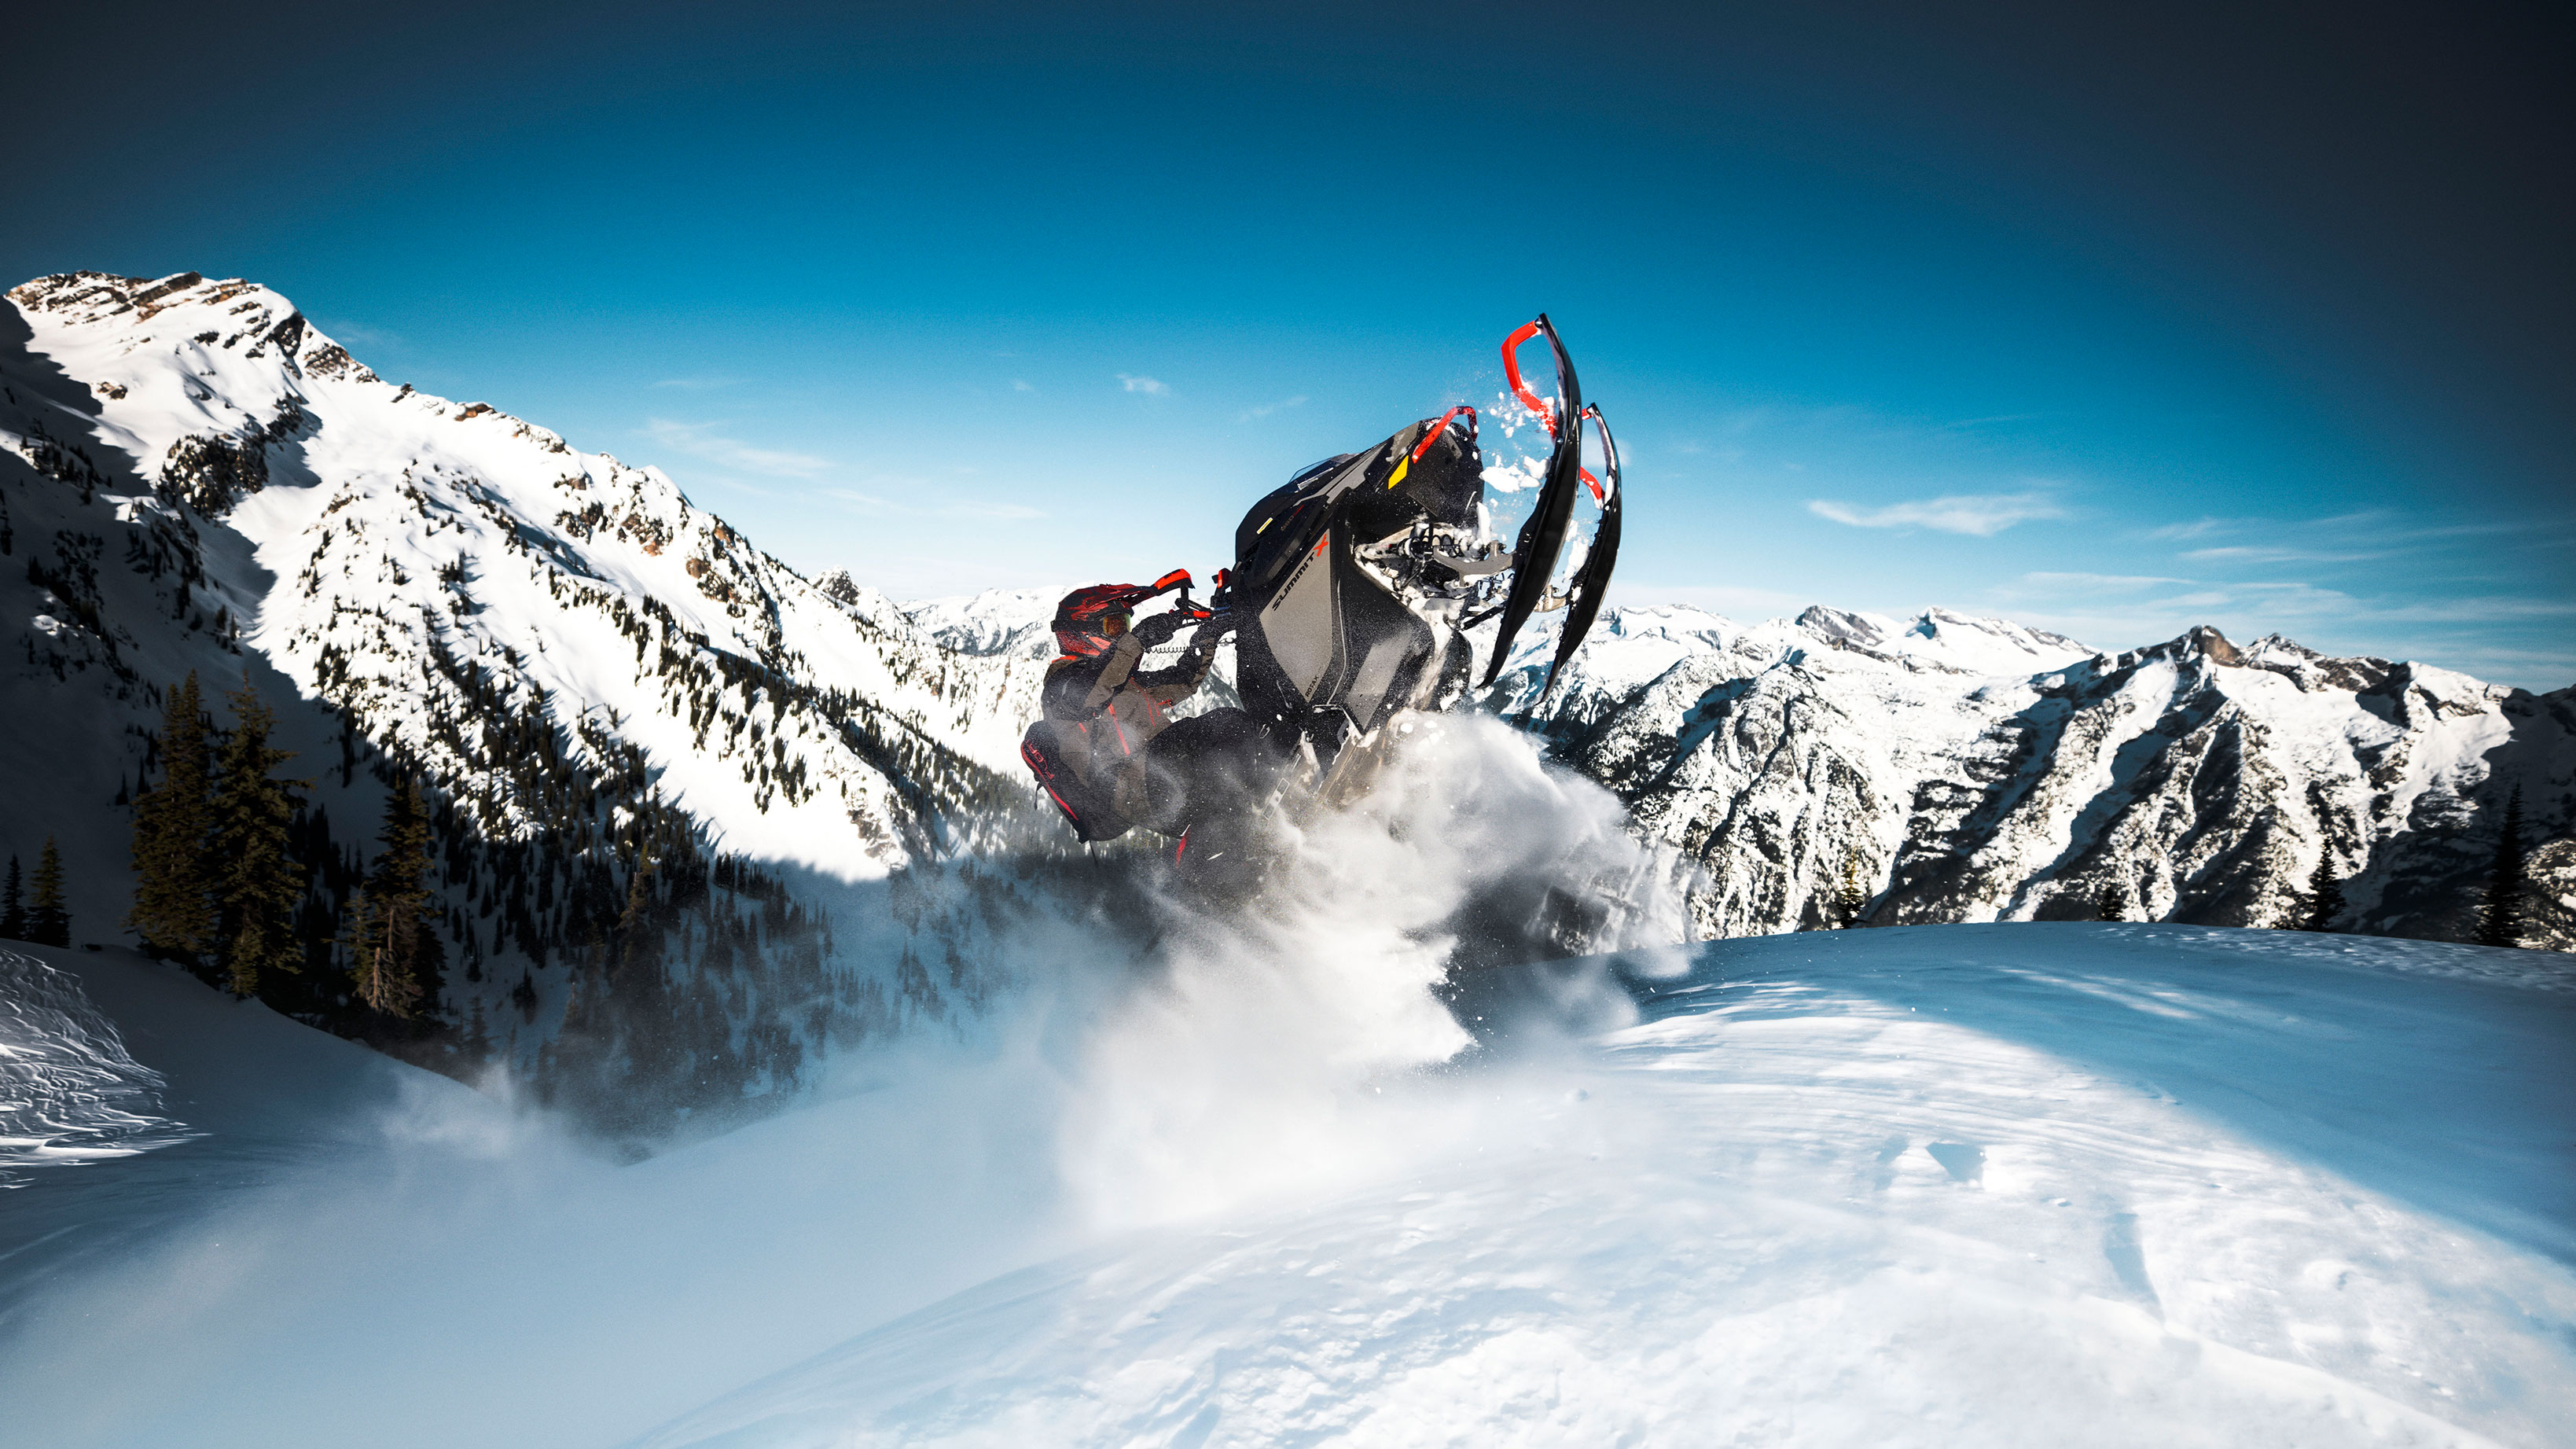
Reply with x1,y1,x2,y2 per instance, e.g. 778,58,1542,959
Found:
911,594,2574,952
3,269,2563,1131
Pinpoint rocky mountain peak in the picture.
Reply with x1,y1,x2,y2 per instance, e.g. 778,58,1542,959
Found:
1795,604,1890,649
2188,623,2244,665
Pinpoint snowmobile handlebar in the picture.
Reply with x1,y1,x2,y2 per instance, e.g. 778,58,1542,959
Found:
1502,320,1560,438
1162,568,1237,627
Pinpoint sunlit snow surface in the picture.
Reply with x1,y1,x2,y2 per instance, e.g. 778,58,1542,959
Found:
2,919,2569,1448
638,928,2576,1449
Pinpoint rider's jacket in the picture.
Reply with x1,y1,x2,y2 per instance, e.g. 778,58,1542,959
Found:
1039,632,1216,791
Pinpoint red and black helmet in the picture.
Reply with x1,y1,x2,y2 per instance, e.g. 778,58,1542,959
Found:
1051,572,1193,659
1052,583,1151,659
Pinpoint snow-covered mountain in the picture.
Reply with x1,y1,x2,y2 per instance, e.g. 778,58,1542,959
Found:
910,587,2574,949
2,271,1064,1130
8,271,1038,867
901,583,1069,660
1505,605,2574,947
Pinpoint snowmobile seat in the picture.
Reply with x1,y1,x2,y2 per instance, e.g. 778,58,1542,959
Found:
1124,707,1290,838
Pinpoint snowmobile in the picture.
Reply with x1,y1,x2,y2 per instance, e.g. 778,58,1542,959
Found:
1022,314,1622,853
1215,314,1621,795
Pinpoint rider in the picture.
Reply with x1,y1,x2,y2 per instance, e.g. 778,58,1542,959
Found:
1042,586,1218,792
1042,584,1277,842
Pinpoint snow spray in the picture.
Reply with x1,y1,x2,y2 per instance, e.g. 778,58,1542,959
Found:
1050,712,1687,1229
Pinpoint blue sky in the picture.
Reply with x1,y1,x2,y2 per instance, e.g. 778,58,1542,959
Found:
13,2,2571,686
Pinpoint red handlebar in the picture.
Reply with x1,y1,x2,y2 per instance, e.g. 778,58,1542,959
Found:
1410,405,1479,463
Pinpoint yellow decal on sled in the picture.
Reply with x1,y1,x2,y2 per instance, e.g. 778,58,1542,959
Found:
1384,456,1410,490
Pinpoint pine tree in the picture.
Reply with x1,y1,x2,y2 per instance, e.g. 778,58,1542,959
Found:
1830,855,1869,929
127,673,217,958
0,855,22,939
27,837,71,947
2097,884,2129,921
346,780,435,1017
210,676,306,998
2299,853,2346,933
2474,785,2528,949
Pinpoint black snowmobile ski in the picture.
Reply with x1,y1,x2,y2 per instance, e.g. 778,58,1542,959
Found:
1542,402,1623,691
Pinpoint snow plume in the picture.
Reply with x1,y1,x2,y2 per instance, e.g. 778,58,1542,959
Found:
1056,714,1685,1229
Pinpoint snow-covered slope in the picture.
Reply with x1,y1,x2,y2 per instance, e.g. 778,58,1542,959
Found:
5,925,2568,1447
0,940,512,1325
638,928,2575,1449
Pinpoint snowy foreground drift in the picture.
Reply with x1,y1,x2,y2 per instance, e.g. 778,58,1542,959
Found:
3,927,2571,1447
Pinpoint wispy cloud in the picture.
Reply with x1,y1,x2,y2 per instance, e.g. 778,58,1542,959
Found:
1012,379,1034,392
2150,510,2556,556
2016,571,2192,594
2324,592,2576,624
1609,580,1811,618
818,486,1043,522
1118,373,1170,396
644,418,836,479
1237,395,1307,422
2181,545,2383,565
2202,580,2361,614
821,487,901,513
314,317,404,352
1807,491,2064,537
2146,516,2229,541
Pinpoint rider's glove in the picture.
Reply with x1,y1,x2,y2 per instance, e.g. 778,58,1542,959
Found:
1133,612,1181,648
